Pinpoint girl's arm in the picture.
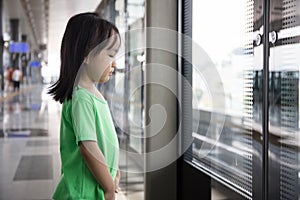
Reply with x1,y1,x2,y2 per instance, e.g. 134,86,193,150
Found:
115,169,120,193
78,141,115,200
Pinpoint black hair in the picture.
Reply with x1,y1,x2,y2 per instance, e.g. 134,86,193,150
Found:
48,12,120,103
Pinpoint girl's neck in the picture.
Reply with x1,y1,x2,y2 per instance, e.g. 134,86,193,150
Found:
77,66,95,92
78,80,94,90
77,68,105,101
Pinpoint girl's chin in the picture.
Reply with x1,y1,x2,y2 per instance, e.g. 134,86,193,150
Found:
98,76,110,83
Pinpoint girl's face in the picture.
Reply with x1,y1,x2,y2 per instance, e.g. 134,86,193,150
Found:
86,36,120,83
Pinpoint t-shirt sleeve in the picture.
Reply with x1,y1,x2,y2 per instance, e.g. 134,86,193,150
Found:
72,98,97,145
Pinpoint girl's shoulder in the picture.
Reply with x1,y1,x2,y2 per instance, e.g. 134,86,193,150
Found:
72,86,92,101
74,85,107,104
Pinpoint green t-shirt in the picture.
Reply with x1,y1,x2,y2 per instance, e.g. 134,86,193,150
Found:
52,85,119,200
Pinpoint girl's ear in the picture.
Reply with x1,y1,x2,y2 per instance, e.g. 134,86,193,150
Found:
83,57,89,65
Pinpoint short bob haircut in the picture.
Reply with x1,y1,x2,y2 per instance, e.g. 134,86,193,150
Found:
48,12,120,104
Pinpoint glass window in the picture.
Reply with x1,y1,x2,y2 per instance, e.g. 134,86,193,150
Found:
188,0,259,198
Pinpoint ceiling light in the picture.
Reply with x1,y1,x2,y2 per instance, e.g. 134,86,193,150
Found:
4,42,9,48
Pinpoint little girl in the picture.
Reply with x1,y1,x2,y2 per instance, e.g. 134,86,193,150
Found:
49,12,121,200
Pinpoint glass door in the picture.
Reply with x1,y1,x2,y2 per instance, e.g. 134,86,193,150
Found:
187,0,264,199
185,0,300,199
268,0,300,199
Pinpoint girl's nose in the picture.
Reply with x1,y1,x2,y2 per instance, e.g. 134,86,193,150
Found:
111,61,117,68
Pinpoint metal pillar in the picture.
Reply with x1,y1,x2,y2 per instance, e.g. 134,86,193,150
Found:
145,0,178,200
0,0,4,91
9,19,19,69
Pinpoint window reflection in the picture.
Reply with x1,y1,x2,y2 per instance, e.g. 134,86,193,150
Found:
191,0,254,197
191,0,300,198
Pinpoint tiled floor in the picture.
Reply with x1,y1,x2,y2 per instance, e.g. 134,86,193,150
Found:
0,84,61,200
0,84,143,200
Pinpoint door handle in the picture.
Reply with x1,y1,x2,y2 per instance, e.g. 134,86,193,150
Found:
269,31,277,44
255,34,262,46
254,31,278,46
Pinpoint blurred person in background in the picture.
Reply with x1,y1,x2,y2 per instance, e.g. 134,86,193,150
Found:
5,66,13,92
12,67,22,92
